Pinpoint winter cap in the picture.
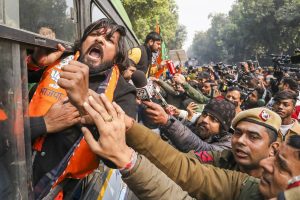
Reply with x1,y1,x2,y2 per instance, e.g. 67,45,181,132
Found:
203,99,236,132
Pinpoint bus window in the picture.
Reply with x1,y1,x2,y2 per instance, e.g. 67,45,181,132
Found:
1,0,20,28
91,2,107,22
19,0,78,42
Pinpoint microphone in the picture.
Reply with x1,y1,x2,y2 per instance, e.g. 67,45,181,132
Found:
131,70,153,101
153,86,168,107
131,70,168,107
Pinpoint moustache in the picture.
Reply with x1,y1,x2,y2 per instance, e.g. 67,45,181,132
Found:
82,43,104,60
197,122,208,129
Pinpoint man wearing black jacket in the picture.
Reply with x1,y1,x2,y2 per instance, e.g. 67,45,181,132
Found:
128,31,162,74
30,18,137,196
144,98,236,152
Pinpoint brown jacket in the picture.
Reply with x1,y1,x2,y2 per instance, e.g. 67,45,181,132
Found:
122,154,195,200
278,120,300,142
283,186,300,200
126,123,263,200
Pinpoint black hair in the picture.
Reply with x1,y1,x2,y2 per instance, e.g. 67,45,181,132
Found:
144,31,162,44
287,135,300,150
255,87,265,99
265,126,277,145
128,59,136,68
255,87,271,103
246,60,253,67
120,58,137,73
204,80,215,84
36,22,56,33
227,86,242,100
273,90,298,106
73,18,127,69
191,69,197,73
282,78,299,92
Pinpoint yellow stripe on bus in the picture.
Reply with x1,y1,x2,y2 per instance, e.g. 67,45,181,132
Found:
97,169,114,200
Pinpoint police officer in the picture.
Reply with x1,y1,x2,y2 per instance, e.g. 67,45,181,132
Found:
81,94,300,200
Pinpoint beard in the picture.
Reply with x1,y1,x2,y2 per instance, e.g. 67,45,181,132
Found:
194,122,211,140
244,100,258,109
149,44,159,53
86,59,114,75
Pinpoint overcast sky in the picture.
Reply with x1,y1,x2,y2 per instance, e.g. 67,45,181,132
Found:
175,0,236,50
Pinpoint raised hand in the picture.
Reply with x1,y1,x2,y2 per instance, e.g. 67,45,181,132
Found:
165,104,180,116
81,94,133,168
143,101,169,125
173,74,186,84
186,102,199,120
32,44,65,67
58,60,89,114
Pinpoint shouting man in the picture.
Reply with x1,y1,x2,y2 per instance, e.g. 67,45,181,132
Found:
30,18,136,198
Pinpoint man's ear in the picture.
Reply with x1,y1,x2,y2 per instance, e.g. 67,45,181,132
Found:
293,105,296,113
269,142,280,157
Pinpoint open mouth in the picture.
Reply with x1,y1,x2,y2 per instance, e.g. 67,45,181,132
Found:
89,47,101,58
87,45,103,60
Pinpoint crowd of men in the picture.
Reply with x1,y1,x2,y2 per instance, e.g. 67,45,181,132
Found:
9,17,300,199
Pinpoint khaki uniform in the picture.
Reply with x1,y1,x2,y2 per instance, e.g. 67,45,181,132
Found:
277,186,300,200
283,186,300,200
278,120,300,142
126,123,263,200
193,149,240,171
122,154,195,200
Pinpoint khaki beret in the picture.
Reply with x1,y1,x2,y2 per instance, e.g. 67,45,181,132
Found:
232,107,282,133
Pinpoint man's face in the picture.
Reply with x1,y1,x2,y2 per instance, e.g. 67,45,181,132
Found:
195,111,220,139
201,83,211,96
259,143,300,198
278,81,289,91
81,28,120,72
225,90,242,107
241,62,249,72
247,90,259,106
122,66,136,81
197,78,208,88
273,99,295,120
232,121,273,169
39,27,56,39
149,40,161,53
